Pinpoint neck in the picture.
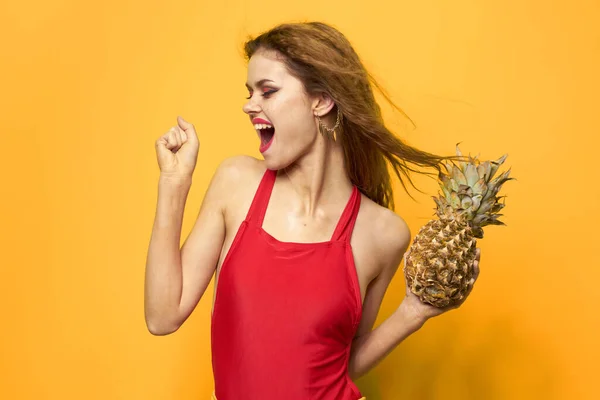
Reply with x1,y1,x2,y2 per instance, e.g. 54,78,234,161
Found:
279,137,353,219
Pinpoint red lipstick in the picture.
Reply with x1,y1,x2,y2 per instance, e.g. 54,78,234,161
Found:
251,118,275,153
252,117,272,125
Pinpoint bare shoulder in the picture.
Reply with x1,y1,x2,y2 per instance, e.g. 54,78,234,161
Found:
211,155,262,197
214,154,263,183
212,154,266,217
357,195,412,276
350,195,412,339
377,206,411,262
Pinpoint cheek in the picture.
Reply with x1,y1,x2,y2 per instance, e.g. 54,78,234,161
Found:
278,99,313,133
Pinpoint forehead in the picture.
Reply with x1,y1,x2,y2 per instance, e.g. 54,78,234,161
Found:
245,50,293,87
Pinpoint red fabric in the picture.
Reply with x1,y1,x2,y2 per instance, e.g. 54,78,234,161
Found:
211,168,364,400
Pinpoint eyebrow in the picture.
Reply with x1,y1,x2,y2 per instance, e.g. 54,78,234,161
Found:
245,79,275,89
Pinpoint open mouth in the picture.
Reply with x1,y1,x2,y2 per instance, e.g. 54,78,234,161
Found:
260,127,275,145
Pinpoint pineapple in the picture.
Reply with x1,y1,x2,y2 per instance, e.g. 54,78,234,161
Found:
404,144,514,308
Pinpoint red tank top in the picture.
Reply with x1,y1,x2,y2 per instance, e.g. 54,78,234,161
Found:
211,167,364,399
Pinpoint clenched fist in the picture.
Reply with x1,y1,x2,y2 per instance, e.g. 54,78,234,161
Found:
155,116,199,178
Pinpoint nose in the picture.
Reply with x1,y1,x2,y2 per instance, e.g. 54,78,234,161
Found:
242,95,261,115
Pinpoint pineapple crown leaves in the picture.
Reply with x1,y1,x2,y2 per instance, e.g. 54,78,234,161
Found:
433,143,516,237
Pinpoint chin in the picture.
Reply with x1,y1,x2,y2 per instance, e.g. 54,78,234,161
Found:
261,152,297,172
261,157,286,171
260,139,309,171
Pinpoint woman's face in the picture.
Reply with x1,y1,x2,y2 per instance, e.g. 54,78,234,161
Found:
242,50,323,169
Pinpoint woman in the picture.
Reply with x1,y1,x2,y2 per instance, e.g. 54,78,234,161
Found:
145,21,480,400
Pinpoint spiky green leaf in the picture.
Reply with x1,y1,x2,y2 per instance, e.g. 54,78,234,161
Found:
472,178,486,196
449,192,461,208
450,178,459,192
477,161,491,181
489,153,508,178
471,195,482,210
465,163,480,187
452,165,468,185
461,196,473,210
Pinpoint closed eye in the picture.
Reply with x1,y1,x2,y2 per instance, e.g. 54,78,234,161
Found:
245,90,278,100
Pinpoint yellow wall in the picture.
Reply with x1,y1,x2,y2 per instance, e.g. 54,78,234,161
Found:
1,1,597,399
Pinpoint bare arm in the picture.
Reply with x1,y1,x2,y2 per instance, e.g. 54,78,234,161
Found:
348,301,424,380
144,157,242,335
348,213,480,379
348,211,415,379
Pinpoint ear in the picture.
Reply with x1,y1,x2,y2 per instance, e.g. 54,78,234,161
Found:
311,92,336,117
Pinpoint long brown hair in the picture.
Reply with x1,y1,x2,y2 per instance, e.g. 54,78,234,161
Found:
243,21,468,210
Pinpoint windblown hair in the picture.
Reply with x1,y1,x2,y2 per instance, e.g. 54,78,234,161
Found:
243,21,468,210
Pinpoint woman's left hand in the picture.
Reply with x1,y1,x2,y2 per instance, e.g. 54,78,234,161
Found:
399,248,481,324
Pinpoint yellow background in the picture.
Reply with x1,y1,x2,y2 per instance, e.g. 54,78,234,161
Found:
1,0,598,399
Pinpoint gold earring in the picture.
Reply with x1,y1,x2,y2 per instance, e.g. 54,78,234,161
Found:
316,106,342,142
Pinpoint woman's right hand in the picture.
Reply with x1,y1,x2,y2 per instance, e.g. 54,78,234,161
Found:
155,116,199,178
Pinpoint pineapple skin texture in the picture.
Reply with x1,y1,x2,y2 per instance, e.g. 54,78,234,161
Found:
404,216,478,308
